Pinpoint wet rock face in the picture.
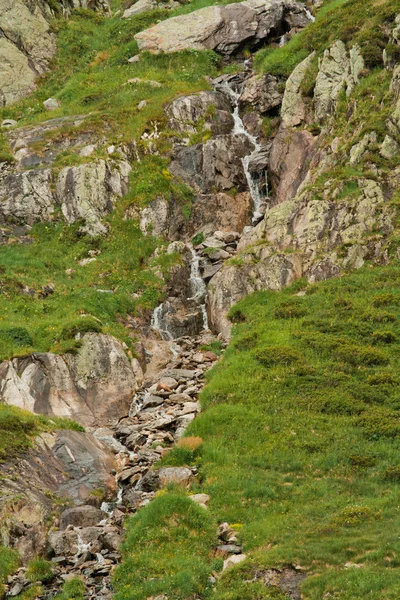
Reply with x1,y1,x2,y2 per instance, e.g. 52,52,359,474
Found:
269,128,318,206
170,135,253,193
0,429,116,562
134,0,312,56
0,333,137,427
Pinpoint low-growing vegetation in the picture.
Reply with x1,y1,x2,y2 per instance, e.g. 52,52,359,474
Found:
117,264,400,599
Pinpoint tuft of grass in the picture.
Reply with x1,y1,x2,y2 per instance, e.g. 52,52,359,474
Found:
113,493,219,600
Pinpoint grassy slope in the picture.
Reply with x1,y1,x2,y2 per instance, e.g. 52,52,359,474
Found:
114,1,400,599
0,5,220,361
115,264,400,600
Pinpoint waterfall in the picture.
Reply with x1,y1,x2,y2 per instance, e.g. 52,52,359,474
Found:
151,304,173,341
218,80,268,224
151,245,208,340
304,8,315,23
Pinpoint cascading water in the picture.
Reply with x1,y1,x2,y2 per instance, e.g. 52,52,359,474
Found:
188,247,209,330
217,80,268,224
151,245,209,340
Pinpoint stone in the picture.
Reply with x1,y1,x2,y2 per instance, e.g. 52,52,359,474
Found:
101,531,122,552
281,52,316,127
314,41,364,122
167,91,233,135
349,132,377,165
380,135,399,159
189,493,210,507
135,0,312,56
0,333,137,427
123,0,179,17
157,467,193,488
239,74,282,114
223,553,247,570
218,544,242,554
57,160,131,236
1,119,17,128
142,394,164,408
43,98,60,111
59,506,106,530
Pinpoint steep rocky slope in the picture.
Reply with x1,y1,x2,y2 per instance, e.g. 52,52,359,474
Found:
0,0,399,598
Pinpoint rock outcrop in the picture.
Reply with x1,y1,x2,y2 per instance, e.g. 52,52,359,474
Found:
0,429,116,561
0,158,130,236
57,159,131,235
314,41,364,122
0,333,137,427
134,0,312,55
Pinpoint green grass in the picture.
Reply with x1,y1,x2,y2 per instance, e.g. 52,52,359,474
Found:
0,547,19,597
113,493,219,600
54,577,86,600
117,263,400,599
0,2,221,363
255,0,400,76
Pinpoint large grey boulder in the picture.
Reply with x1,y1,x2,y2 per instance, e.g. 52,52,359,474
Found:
238,74,283,114
166,91,234,135
281,52,315,128
314,41,364,122
0,333,137,427
0,168,54,224
0,0,56,105
57,160,131,235
134,0,312,55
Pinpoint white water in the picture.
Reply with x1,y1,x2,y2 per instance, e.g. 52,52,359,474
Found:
151,304,173,341
151,245,209,339
188,247,206,302
304,8,315,23
219,81,268,224
75,530,91,562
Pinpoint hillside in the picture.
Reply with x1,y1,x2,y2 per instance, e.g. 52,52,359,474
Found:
0,0,399,598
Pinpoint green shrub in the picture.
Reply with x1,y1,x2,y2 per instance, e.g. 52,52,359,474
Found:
228,306,247,323
371,331,397,344
192,232,205,246
372,293,400,307
60,316,102,341
26,558,54,583
349,454,377,468
368,373,396,386
0,327,33,347
253,345,300,367
358,407,400,439
332,505,378,528
382,466,400,482
274,301,308,319
334,344,389,366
